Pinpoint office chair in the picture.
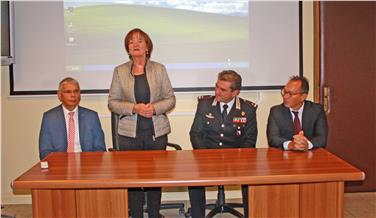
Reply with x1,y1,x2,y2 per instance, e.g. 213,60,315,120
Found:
185,185,244,218
110,112,185,217
205,185,244,218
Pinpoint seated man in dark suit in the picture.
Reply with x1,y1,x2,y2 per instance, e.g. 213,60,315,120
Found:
39,77,106,160
267,75,328,151
189,70,258,218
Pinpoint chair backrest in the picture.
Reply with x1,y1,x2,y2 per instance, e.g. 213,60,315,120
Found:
167,142,182,150
111,112,120,150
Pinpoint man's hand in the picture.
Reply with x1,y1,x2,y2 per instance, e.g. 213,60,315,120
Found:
288,131,309,151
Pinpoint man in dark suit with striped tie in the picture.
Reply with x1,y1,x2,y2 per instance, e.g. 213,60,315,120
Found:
267,76,328,151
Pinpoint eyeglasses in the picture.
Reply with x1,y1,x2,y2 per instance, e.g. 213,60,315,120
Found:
280,89,303,97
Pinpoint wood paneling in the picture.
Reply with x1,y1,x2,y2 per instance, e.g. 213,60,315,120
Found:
300,182,343,217
249,184,300,217
76,189,128,218
249,182,344,218
32,189,76,217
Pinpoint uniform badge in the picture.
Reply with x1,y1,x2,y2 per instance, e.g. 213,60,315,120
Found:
205,113,214,119
241,111,245,116
232,117,247,124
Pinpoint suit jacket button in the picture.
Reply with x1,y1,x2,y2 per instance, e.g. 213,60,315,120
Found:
220,133,224,137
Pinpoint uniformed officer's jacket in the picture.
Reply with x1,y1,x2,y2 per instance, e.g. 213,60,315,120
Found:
190,95,257,149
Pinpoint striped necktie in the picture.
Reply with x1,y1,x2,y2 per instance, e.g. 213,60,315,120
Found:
67,111,75,152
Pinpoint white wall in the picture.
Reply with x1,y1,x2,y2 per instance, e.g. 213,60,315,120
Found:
1,2,314,204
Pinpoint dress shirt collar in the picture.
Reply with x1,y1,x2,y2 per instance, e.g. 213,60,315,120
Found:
220,97,235,113
289,102,305,114
289,102,305,124
62,105,78,117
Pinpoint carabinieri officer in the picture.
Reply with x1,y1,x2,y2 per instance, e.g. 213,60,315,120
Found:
189,70,258,218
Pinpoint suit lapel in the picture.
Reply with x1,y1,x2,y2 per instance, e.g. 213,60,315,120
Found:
282,105,295,136
226,101,238,124
78,107,84,147
215,103,223,122
228,98,237,117
301,101,310,131
210,98,222,123
57,105,68,149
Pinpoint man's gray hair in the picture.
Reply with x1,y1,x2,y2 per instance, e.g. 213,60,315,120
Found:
58,77,80,91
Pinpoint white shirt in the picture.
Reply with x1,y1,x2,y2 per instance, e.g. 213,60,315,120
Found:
283,103,313,150
62,106,82,152
220,97,235,114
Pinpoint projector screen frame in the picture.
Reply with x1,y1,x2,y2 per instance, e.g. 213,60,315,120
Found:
8,2,303,96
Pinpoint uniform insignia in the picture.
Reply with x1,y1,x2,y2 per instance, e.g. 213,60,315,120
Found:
205,113,214,119
197,95,213,101
244,100,258,109
241,111,245,116
233,117,247,124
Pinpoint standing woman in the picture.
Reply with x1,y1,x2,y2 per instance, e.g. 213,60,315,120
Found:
108,28,176,218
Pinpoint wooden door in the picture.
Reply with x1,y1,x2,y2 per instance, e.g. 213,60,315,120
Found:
317,2,376,191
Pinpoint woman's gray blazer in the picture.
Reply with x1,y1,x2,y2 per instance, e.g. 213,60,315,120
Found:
108,60,176,138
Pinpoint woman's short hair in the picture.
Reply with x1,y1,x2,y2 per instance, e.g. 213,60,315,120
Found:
124,28,153,60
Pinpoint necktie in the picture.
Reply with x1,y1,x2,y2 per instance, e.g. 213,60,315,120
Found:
222,104,228,121
292,111,301,134
67,111,75,152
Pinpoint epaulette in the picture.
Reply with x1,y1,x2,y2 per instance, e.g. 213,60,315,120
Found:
197,95,213,101
244,99,258,109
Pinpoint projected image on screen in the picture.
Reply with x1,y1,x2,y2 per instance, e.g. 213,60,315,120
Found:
11,1,299,94
64,1,249,89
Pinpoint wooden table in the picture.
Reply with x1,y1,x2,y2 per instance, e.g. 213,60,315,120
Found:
13,148,364,217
